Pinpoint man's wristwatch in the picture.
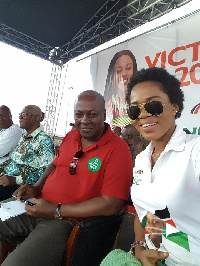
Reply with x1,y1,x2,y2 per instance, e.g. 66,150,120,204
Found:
55,203,63,219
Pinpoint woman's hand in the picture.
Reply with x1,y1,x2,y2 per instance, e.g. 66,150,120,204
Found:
136,248,169,266
25,198,57,219
134,213,168,265
13,184,41,200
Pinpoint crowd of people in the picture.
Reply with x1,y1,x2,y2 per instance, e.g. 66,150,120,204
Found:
0,67,199,266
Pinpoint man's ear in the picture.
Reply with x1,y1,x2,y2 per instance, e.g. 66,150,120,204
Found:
34,115,40,122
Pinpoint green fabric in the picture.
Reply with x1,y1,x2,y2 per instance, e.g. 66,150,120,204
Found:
100,249,166,266
157,260,166,266
100,249,142,266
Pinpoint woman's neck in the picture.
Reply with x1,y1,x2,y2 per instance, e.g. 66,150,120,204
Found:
151,125,176,168
152,125,176,155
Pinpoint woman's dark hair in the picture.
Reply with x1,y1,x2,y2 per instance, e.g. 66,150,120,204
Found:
104,50,137,102
126,67,184,119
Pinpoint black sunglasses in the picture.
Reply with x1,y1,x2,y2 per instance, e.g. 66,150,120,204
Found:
127,101,168,120
69,150,84,175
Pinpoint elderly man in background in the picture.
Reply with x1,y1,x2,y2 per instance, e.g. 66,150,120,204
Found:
0,105,54,201
0,105,23,168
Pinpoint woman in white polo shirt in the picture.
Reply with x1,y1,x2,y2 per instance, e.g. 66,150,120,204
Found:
126,67,200,265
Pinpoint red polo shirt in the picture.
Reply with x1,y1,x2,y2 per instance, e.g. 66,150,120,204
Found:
41,124,133,204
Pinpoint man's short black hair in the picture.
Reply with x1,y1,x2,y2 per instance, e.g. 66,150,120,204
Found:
126,67,184,119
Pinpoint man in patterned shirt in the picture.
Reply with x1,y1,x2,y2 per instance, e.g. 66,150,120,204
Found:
0,105,54,200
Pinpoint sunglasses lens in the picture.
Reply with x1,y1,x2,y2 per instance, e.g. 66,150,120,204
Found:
145,101,163,116
127,106,140,120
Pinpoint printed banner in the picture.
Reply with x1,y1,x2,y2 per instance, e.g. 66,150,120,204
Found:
91,11,200,134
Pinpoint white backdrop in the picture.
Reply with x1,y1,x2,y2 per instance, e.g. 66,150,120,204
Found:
0,43,52,125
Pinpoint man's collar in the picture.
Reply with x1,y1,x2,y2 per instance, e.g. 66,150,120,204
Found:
23,127,42,139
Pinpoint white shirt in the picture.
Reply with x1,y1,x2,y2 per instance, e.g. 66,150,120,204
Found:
0,124,23,164
131,126,200,265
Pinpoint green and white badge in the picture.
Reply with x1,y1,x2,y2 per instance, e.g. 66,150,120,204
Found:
88,157,101,172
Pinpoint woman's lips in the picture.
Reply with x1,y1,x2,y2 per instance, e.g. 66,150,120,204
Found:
141,122,157,133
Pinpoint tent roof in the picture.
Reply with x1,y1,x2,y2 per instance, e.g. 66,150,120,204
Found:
0,0,191,64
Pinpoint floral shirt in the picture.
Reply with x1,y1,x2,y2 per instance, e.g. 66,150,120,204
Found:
3,128,54,185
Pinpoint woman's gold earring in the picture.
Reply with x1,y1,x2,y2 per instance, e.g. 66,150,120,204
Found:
174,110,178,116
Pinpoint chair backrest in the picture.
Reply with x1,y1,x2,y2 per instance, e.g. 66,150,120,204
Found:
64,214,123,266
115,204,136,252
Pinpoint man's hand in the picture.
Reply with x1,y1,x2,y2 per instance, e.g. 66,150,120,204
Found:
0,175,16,186
137,248,169,266
13,184,41,200
25,198,57,219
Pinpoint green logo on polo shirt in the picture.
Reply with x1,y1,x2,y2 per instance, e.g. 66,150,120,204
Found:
88,157,101,172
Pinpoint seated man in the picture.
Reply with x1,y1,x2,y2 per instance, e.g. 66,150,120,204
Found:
0,105,54,201
0,105,23,168
0,91,133,266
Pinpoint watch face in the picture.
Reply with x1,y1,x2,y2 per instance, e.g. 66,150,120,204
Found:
55,215,63,220
55,204,63,219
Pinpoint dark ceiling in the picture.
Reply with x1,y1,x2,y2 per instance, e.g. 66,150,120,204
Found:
0,0,111,47
0,0,192,64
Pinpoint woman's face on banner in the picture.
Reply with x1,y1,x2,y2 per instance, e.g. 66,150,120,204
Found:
113,55,134,95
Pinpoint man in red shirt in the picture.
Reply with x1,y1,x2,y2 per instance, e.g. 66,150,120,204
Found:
0,90,133,266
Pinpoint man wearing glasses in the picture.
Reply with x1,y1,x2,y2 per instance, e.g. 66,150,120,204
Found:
0,105,54,201
0,91,133,266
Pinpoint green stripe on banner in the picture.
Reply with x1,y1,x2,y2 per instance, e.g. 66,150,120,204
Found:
166,231,190,251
